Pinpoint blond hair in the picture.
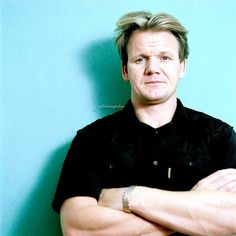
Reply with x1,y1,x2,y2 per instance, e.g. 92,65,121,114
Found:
115,11,189,64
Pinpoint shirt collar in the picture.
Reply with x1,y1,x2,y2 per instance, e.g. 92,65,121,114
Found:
123,98,189,127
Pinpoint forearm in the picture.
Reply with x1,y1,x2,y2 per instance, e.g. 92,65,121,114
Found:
130,187,236,236
60,197,173,236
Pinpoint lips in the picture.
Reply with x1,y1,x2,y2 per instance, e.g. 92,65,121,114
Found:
145,80,165,84
144,76,165,84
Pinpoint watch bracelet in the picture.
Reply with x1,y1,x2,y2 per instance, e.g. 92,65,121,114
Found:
122,185,137,213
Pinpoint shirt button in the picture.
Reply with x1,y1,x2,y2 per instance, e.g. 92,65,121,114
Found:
153,160,158,166
154,130,159,135
109,164,114,169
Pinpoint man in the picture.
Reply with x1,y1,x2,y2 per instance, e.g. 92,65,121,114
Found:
52,11,236,235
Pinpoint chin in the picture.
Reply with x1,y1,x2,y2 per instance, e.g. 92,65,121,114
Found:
146,95,166,102
142,98,166,105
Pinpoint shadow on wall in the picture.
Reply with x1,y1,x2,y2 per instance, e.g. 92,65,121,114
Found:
9,39,130,236
9,142,71,236
82,37,130,117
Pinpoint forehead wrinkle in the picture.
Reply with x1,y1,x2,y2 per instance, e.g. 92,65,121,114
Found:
127,31,179,58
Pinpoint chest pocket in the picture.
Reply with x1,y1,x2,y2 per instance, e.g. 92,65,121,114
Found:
162,150,216,190
99,145,138,188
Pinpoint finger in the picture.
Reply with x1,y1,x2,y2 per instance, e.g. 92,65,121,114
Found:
216,180,236,192
204,169,236,184
192,169,236,191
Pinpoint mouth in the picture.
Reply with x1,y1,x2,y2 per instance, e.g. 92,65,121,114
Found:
145,76,165,84
145,80,165,84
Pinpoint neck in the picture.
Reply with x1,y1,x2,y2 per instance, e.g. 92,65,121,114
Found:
132,97,177,129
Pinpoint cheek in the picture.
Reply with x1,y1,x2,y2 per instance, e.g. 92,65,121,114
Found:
164,64,182,79
127,67,142,81
128,63,145,72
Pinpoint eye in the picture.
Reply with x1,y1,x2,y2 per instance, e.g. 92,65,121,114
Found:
135,57,147,64
161,56,170,61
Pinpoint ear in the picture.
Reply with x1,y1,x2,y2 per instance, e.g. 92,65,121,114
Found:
179,59,187,79
122,63,129,81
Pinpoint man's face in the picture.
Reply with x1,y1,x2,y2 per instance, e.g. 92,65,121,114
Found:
122,30,186,105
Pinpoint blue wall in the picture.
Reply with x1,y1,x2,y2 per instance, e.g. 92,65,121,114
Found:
1,1,236,235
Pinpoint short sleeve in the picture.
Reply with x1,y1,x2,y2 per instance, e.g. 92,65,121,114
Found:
52,128,102,214
214,123,236,168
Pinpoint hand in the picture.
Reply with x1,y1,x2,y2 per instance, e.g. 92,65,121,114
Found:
98,187,126,211
192,168,236,192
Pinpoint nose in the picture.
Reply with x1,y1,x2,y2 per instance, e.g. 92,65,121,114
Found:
145,57,161,75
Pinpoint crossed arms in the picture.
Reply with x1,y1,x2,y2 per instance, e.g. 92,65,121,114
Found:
60,169,236,236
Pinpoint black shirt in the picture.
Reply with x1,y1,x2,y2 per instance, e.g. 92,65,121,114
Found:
52,99,236,217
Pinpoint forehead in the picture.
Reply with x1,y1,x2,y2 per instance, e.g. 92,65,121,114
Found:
127,30,179,55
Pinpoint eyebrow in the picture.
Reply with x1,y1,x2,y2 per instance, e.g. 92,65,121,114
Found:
159,51,174,55
131,51,174,59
